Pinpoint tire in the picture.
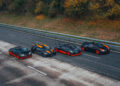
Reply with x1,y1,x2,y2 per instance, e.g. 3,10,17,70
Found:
107,50,110,54
41,53,47,57
67,52,71,56
31,47,35,53
53,52,56,55
55,48,58,52
16,55,20,59
81,46,85,51
9,51,12,56
96,50,100,55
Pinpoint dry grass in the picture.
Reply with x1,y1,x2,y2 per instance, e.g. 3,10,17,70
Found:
0,13,120,42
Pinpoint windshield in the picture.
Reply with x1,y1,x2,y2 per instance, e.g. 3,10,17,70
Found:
96,43,104,48
69,45,77,49
64,44,77,49
43,46,50,49
20,48,29,53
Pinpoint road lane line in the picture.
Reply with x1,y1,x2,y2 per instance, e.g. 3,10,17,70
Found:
83,53,100,59
27,66,47,76
3,27,120,54
0,40,119,84
111,50,120,54
78,57,120,72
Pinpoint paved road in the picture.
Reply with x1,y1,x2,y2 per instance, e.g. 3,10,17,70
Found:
0,51,66,86
0,26,120,80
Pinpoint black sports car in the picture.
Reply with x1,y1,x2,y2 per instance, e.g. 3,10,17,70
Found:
9,47,32,59
55,43,82,56
81,42,110,55
31,43,56,57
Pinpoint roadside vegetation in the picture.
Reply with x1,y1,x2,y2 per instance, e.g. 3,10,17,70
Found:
0,0,120,42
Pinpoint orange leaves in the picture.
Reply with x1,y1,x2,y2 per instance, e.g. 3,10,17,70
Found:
88,21,97,26
36,14,45,20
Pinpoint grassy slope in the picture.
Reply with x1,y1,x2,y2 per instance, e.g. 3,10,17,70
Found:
0,13,120,42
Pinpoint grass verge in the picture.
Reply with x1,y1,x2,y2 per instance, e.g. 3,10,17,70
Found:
0,13,120,42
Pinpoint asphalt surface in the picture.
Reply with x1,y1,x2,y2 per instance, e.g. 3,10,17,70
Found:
0,51,66,86
0,26,120,81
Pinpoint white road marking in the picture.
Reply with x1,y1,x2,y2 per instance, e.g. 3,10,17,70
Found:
5,28,120,55
0,40,119,86
27,66,47,76
83,53,100,59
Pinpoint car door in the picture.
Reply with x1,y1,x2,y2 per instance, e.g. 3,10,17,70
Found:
58,46,68,54
13,49,17,55
88,43,95,52
61,46,67,51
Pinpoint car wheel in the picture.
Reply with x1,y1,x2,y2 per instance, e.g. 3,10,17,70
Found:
53,52,56,55
55,48,58,52
81,46,85,51
41,53,47,57
16,55,20,59
67,52,71,56
9,51,12,56
31,47,36,53
107,50,110,54
96,50,100,55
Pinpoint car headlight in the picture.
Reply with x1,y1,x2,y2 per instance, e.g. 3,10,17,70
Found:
20,54,25,57
44,52,48,55
100,49,105,52
29,52,32,55
101,50,105,52
69,51,74,54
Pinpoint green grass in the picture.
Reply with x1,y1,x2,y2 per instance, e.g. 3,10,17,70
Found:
0,13,120,42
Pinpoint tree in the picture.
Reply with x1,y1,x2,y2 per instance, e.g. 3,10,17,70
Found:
8,0,25,13
34,1,44,14
25,0,36,14
89,0,120,19
48,0,58,17
64,0,89,18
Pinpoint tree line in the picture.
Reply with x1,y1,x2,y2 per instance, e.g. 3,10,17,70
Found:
0,0,120,19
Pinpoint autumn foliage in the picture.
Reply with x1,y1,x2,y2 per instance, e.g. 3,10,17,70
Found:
0,0,120,19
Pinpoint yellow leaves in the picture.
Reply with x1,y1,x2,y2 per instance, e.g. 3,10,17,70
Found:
64,0,88,17
105,0,115,6
89,2,99,10
34,1,44,14
64,0,72,8
107,4,120,16
64,0,88,8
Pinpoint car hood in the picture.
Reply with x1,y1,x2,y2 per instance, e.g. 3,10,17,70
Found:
69,48,81,53
20,51,32,54
43,49,55,54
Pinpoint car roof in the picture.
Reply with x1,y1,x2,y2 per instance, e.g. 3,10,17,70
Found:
14,47,28,51
36,44,48,48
